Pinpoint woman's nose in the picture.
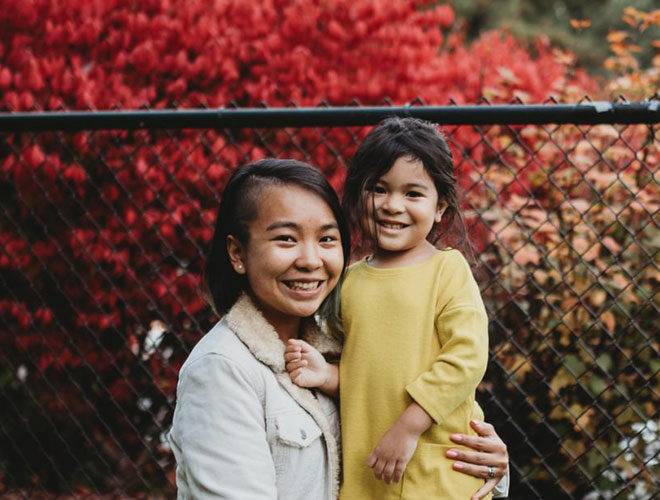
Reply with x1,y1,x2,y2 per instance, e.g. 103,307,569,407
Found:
295,241,322,270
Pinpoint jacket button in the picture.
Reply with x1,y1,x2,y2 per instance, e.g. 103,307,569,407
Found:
300,429,307,440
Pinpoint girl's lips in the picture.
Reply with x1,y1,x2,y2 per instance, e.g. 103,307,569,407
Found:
377,220,408,230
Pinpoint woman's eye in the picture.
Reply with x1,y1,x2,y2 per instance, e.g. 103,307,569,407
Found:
274,235,296,242
320,235,338,243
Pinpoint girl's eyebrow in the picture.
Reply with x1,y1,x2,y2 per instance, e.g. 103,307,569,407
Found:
265,221,339,231
377,179,430,191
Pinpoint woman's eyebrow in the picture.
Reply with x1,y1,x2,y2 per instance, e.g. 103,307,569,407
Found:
266,221,339,231
266,221,299,231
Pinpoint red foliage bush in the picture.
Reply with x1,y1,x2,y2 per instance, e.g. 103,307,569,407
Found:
0,0,605,495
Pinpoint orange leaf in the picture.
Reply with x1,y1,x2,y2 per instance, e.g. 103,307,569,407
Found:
600,310,616,332
570,19,591,29
607,30,628,43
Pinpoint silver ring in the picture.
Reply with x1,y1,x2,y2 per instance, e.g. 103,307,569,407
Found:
488,466,495,479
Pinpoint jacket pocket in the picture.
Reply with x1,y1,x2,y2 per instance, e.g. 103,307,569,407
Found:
275,412,322,447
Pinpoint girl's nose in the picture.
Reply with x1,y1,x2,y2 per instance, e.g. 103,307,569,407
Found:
295,241,322,270
381,194,404,214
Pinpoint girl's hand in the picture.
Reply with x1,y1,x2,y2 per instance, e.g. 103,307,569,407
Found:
284,339,329,388
446,419,509,500
365,420,420,485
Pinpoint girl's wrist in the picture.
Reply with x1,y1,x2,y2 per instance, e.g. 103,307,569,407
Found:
318,362,339,395
397,402,433,436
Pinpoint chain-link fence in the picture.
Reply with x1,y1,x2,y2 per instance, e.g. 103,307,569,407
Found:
0,101,659,499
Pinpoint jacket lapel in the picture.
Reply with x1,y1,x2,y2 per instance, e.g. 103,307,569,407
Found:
224,294,341,498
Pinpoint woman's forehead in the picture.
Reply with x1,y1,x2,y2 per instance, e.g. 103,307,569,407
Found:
252,184,337,228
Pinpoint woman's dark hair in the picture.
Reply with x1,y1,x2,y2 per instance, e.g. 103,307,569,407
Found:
342,116,473,260
205,158,350,327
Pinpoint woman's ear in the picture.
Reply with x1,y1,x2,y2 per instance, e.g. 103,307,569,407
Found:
435,199,448,223
226,235,246,274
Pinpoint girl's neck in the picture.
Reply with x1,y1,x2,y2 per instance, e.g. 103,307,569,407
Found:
369,240,438,268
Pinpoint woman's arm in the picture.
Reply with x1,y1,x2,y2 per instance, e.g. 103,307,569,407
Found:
447,419,510,500
170,354,277,499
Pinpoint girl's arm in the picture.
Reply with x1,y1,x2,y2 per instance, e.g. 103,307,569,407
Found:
285,339,339,397
365,401,432,484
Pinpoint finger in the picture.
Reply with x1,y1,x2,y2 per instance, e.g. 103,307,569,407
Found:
447,448,488,466
450,434,499,453
297,339,313,353
284,352,302,362
285,360,307,372
372,458,386,480
470,419,495,437
453,462,502,481
471,478,499,500
365,453,377,468
393,461,406,483
291,368,303,383
382,460,396,484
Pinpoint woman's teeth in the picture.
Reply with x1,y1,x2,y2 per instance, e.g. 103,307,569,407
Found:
285,281,321,290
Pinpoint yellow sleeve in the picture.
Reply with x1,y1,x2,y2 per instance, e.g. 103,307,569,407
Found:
405,252,489,425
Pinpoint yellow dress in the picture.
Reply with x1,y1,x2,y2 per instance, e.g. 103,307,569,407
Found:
339,250,491,500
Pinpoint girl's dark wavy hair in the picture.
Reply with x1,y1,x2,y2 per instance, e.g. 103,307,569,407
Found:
342,116,474,261
204,158,350,332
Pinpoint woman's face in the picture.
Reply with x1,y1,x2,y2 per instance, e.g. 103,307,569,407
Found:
229,184,344,334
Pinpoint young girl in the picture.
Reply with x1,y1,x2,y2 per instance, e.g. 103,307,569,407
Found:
285,117,505,499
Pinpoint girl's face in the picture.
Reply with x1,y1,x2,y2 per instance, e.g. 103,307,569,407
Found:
364,155,447,262
228,184,344,335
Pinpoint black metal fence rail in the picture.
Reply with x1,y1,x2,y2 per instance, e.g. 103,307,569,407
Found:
1,101,660,132
0,102,658,499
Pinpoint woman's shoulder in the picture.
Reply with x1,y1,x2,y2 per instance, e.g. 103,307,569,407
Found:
179,320,259,378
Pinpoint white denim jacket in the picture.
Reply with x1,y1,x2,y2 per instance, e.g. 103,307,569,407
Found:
169,294,342,499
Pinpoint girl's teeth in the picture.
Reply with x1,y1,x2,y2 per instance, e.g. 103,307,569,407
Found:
287,281,320,290
382,223,404,229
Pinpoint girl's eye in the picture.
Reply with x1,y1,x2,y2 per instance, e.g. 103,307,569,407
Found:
407,191,423,198
274,235,296,242
320,235,338,244
373,186,387,194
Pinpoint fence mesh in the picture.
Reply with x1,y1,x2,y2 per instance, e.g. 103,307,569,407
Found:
0,103,658,499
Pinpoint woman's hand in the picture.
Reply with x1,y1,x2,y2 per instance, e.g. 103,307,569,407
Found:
446,419,509,500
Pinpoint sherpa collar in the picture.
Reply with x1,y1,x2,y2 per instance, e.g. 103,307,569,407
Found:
223,293,343,498
224,293,342,371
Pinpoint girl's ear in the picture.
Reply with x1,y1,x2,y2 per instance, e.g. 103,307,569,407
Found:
226,235,246,274
435,199,448,223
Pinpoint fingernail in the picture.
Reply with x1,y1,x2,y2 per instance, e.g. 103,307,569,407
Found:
471,419,482,426
451,433,462,442
446,450,458,458
454,462,464,470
